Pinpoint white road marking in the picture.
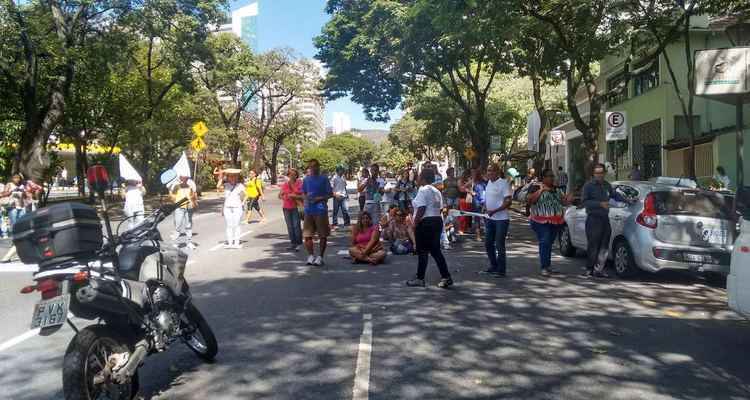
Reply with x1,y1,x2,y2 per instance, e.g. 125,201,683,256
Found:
0,263,38,273
208,230,253,252
353,313,373,400
0,328,40,353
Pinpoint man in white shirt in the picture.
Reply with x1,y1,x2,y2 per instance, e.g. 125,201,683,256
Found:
406,168,453,289
330,166,351,227
481,163,512,277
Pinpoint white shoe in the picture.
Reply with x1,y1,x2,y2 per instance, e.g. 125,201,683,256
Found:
233,243,242,249
223,242,232,249
313,256,324,266
306,255,315,265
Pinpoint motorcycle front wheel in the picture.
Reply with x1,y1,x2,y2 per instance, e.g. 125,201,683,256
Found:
182,302,218,362
62,325,139,400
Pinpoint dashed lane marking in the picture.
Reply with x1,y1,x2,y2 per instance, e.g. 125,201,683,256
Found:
353,313,373,400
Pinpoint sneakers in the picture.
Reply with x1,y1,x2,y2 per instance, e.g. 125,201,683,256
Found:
313,256,324,266
406,278,426,287
437,278,454,289
581,269,609,278
306,255,315,265
232,243,242,249
479,269,506,277
541,269,551,277
580,270,594,278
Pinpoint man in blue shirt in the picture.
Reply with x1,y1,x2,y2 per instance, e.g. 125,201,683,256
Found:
302,159,333,266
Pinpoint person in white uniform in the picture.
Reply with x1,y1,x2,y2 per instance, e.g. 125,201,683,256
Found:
122,180,146,230
217,169,245,249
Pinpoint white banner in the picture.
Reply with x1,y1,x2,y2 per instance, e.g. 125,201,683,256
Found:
173,152,191,178
606,111,627,141
118,154,142,182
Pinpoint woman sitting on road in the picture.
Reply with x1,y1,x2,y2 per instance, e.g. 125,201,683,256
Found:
349,211,386,265
382,208,416,255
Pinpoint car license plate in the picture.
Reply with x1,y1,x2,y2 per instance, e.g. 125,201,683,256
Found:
684,253,705,264
30,295,70,330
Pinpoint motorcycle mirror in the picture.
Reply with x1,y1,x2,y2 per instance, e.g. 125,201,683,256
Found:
160,169,177,186
87,165,110,194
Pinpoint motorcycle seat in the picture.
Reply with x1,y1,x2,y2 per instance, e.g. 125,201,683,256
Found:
119,245,159,281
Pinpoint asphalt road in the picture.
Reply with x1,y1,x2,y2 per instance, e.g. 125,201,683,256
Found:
1,191,750,400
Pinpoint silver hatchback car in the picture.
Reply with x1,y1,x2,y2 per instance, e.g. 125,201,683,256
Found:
558,181,735,278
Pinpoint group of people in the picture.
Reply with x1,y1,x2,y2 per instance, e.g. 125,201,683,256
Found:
0,174,42,239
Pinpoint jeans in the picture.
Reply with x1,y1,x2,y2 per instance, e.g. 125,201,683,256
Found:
364,202,381,225
530,221,560,270
283,208,303,246
485,219,509,273
415,217,451,280
332,196,350,226
8,207,26,233
585,214,612,272
174,208,194,244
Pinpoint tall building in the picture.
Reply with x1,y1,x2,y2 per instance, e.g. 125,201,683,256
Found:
272,59,326,143
215,2,259,51
332,112,352,135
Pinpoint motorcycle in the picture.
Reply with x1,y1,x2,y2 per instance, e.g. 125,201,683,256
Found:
17,167,217,399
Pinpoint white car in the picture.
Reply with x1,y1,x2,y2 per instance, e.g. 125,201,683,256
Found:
728,190,750,318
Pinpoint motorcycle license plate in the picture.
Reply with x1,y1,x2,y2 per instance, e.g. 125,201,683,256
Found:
30,295,70,330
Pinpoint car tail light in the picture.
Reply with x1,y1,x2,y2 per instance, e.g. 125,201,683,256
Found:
637,193,658,229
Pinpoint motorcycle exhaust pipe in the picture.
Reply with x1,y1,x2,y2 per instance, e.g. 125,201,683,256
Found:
112,339,149,383
76,285,130,315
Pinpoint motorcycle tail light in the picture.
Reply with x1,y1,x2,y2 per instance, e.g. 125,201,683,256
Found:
37,279,60,300
73,271,89,283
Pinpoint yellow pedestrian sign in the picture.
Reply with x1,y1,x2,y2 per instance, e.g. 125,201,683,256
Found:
191,137,206,152
192,121,208,138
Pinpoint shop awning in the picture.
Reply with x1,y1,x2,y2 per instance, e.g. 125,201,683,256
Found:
505,149,539,162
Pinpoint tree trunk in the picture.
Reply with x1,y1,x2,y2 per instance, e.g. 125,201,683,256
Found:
531,73,548,173
269,146,280,185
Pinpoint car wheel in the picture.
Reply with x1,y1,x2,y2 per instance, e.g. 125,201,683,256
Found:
558,225,576,257
613,240,639,278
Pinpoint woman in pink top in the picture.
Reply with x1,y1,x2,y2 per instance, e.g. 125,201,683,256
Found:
349,211,386,265
279,168,304,251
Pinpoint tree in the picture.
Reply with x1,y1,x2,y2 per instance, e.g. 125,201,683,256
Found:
265,110,314,184
301,147,343,173
0,0,130,181
249,54,316,171
319,133,375,174
522,0,702,175
195,35,284,167
316,0,517,169
376,142,413,173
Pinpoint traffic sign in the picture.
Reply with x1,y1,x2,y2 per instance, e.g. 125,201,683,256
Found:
606,111,627,141
191,137,206,152
192,121,208,138
549,130,566,146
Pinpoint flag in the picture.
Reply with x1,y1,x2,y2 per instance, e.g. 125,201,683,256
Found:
118,154,142,182
173,152,191,178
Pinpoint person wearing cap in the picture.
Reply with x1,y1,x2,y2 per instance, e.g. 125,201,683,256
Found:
170,175,198,250
217,168,245,249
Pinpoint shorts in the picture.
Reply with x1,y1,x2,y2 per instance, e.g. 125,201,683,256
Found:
246,197,261,211
303,214,330,238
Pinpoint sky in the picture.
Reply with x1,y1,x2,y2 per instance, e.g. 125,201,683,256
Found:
231,0,403,131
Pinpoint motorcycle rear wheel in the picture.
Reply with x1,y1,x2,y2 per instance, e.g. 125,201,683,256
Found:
182,302,218,362
62,325,139,400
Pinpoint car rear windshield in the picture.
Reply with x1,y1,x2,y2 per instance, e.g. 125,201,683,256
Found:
652,191,733,219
